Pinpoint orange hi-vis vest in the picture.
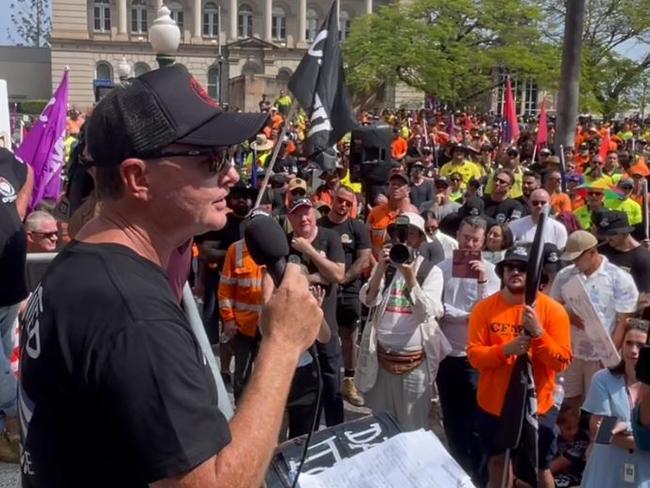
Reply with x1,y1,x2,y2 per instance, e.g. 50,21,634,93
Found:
218,239,264,338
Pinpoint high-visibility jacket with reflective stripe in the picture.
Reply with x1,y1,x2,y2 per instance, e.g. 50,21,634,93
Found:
218,239,264,338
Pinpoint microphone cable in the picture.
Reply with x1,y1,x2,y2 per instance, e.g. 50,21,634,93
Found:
290,345,322,488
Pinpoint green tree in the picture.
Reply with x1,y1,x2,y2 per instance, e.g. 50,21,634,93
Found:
8,0,52,47
541,0,650,118
342,0,558,108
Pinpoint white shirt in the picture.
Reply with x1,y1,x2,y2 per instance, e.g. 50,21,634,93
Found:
434,232,459,259
549,256,638,361
508,215,568,249
437,257,501,356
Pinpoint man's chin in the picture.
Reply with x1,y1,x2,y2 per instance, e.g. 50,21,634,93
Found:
506,284,525,294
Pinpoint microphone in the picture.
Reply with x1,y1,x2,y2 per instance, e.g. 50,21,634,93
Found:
244,214,290,287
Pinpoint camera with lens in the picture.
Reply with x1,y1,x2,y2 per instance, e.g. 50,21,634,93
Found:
388,216,415,265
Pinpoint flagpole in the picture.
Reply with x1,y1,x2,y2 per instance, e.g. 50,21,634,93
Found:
644,179,649,240
559,144,567,192
253,100,300,209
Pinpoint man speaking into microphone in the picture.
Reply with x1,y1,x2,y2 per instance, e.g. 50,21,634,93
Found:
18,66,324,488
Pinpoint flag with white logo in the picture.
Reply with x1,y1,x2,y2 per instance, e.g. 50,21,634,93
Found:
288,0,357,169
16,68,69,210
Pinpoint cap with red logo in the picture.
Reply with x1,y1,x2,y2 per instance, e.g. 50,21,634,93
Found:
86,64,269,166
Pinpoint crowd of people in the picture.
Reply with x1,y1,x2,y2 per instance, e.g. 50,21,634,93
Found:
2,64,650,487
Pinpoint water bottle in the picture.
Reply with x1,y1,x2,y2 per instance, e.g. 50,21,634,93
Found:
553,376,565,408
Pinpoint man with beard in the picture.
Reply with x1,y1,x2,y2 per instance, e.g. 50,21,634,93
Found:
196,181,255,377
468,244,572,488
319,186,372,407
409,162,435,209
288,198,346,429
516,171,541,215
482,169,525,224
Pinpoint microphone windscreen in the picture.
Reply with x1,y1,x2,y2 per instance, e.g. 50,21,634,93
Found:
244,215,290,267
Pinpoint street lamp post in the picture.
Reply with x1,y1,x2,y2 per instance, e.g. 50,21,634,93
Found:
117,56,132,83
149,6,181,68
217,4,224,105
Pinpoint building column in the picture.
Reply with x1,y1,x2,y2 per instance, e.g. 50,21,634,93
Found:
229,0,238,41
297,0,306,46
264,0,272,42
118,0,127,35
193,0,202,40
365,0,372,15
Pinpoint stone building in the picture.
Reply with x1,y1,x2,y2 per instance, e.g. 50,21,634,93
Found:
50,0,396,110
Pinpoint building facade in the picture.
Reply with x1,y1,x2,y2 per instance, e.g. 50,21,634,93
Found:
50,0,393,110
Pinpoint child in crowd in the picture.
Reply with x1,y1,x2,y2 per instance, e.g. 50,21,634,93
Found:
551,404,589,487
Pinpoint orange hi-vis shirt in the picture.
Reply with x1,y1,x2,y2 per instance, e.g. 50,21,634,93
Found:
467,292,572,417
218,240,264,338
368,203,399,253
391,137,408,160
550,191,572,215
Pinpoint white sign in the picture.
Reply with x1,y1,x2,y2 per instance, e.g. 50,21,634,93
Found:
561,276,620,367
0,80,10,149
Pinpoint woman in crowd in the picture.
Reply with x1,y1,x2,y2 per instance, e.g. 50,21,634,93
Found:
580,320,650,487
482,223,513,264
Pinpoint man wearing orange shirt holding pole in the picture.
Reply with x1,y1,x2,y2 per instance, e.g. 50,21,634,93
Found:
468,244,572,488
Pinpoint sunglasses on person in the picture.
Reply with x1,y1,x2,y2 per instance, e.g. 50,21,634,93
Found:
503,262,527,274
494,177,511,186
530,200,548,206
335,197,354,208
82,146,237,175
31,231,58,239
587,191,604,197
291,189,306,196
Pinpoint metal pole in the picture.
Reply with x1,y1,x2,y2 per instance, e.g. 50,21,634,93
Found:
253,100,300,209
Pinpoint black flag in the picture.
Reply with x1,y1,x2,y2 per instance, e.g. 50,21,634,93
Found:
288,0,357,170
494,209,548,486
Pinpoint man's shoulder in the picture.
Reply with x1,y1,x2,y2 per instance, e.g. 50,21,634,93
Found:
474,291,503,311
538,292,568,317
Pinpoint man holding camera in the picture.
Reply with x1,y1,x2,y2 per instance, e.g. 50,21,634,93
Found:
356,212,448,430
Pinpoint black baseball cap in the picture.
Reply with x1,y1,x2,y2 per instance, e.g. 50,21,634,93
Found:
86,65,269,166
495,243,531,277
288,197,313,214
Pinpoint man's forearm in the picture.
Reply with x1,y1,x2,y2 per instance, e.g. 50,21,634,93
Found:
306,250,344,283
612,313,632,349
213,339,299,487
343,251,371,284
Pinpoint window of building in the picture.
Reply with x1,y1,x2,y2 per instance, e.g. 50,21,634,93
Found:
133,62,151,77
203,2,219,38
271,6,286,41
523,80,539,115
96,61,113,81
93,0,111,32
339,10,350,41
131,0,148,34
238,4,253,38
169,1,184,33
207,65,221,101
306,8,319,42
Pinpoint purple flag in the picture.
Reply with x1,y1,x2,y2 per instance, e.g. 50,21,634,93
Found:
16,69,70,210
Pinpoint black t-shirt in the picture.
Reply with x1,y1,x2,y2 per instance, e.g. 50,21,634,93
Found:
409,181,435,209
599,243,650,293
195,213,246,273
482,195,524,223
288,227,345,330
515,196,531,216
0,149,28,306
19,242,230,488
317,217,370,301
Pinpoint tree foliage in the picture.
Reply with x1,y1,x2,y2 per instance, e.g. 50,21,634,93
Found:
541,0,650,118
8,0,52,47
342,0,558,108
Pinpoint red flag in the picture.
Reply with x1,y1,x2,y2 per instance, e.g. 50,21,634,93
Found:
503,78,520,144
600,129,611,162
464,113,473,131
535,101,548,150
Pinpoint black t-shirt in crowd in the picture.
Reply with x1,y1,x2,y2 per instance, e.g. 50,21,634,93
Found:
0,148,28,307
194,213,246,273
482,195,524,224
288,227,345,330
317,216,370,302
19,242,230,488
599,243,650,293
409,181,435,209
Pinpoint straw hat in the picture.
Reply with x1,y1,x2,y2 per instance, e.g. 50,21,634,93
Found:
250,134,274,151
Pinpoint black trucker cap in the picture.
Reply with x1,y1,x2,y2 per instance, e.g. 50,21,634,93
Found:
86,64,269,166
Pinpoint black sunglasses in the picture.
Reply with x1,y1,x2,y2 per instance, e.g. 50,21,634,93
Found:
31,231,58,239
504,262,527,273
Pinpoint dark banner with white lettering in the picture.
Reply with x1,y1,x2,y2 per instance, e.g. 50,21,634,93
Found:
288,0,357,170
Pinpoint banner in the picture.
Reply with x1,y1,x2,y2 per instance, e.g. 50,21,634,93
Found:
16,69,70,210
502,78,520,145
535,101,548,151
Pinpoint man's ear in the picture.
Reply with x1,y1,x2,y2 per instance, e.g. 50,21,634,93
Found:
121,159,150,201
